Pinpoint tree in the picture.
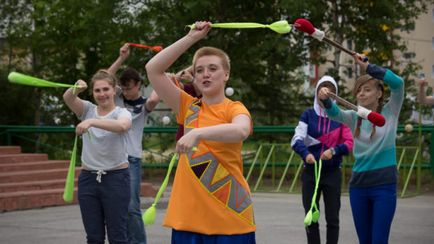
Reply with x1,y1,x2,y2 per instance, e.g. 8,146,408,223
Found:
133,0,310,126
280,0,433,121
1,0,432,128
0,0,154,125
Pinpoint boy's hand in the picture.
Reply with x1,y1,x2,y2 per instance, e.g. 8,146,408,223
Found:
119,43,130,60
415,77,428,88
321,149,333,160
318,87,331,100
76,119,93,136
187,21,212,41
305,154,316,164
176,128,200,154
74,79,87,94
353,53,369,72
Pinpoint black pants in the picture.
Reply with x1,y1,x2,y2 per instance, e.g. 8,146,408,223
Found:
302,167,341,244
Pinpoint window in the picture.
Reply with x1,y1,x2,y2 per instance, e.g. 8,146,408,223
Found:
432,65,434,78
432,37,434,49
403,52,416,59
347,40,353,50
432,8,434,22
347,67,353,78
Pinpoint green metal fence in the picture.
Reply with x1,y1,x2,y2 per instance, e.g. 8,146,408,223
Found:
1,124,433,197
244,143,430,197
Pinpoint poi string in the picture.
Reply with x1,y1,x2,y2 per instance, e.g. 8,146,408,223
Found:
127,43,163,52
142,147,197,225
187,20,292,34
304,108,331,226
304,158,323,226
8,72,80,88
62,131,93,203
63,135,78,203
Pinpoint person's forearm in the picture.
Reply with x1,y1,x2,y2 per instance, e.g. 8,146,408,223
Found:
194,123,250,142
88,118,131,133
63,87,83,114
292,140,310,160
145,35,200,113
63,88,77,106
145,90,160,112
367,64,403,90
417,85,428,103
107,56,126,75
146,35,199,76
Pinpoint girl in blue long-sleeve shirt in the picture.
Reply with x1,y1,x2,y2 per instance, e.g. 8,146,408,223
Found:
318,53,404,244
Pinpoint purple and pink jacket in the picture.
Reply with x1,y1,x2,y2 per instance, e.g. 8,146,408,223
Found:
291,75,354,169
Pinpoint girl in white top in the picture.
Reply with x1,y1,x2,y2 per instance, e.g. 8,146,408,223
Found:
63,69,132,244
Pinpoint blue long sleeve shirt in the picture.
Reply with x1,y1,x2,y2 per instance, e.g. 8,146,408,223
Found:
324,64,404,187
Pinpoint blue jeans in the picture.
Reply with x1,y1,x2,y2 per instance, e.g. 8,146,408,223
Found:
349,183,397,244
78,168,130,244
127,156,147,244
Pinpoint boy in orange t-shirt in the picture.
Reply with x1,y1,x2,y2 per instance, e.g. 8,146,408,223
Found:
145,21,256,243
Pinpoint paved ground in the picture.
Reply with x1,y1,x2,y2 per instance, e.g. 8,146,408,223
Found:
1,192,434,244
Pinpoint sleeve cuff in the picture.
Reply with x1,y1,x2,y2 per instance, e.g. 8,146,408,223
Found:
366,64,386,80
321,98,332,109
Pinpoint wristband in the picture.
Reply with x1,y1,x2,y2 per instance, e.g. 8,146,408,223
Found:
330,147,336,156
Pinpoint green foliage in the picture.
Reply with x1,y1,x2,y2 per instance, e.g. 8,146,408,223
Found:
133,1,310,125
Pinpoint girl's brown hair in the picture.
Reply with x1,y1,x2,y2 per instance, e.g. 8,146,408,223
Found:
353,74,384,139
90,69,118,89
175,66,194,82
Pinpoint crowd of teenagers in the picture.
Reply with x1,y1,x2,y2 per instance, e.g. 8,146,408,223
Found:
61,20,427,244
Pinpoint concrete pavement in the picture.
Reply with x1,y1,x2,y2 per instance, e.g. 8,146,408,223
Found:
1,193,434,243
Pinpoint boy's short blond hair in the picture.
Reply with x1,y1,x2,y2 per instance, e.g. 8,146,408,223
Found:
192,47,230,72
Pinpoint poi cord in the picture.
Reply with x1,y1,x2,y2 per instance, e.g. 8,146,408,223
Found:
304,110,329,225
127,43,163,52
304,159,323,226
8,72,80,88
63,135,78,203
142,147,197,225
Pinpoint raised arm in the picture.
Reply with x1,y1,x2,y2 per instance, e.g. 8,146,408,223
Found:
145,89,160,112
353,53,403,91
416,78,434,105
354,53,404,115
63,79,87,117
107,43,130,75
145,21,211,114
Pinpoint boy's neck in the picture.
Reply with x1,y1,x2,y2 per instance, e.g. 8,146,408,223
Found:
202,93,225,105
124,93,140,101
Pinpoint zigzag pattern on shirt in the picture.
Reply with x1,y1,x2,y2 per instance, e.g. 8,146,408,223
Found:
182,99,254,224
184,99,201,129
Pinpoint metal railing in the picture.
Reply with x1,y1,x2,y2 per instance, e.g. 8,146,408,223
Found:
1,124,433,197
244,143,429,197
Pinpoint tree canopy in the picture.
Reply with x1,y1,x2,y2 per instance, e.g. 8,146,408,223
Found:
1,0,432,126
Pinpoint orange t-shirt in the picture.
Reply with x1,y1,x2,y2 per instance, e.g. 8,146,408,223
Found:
163,90,256,235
